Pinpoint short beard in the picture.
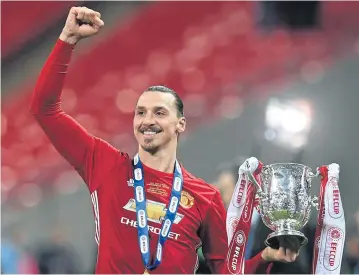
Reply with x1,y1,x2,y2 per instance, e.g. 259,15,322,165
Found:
141,142,160,155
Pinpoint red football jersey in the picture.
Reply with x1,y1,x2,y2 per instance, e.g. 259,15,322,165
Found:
84,140,228,274
30,39,270,274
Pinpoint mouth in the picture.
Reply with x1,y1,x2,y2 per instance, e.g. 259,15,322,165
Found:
140,129,162,139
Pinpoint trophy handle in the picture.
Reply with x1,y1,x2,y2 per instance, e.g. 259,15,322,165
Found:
307,169,320,210
246,171,263,196
311,195,319,210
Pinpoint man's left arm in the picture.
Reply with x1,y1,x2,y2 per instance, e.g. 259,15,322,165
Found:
199,189,271,274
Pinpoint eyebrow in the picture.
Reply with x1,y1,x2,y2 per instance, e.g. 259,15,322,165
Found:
135,106,169,111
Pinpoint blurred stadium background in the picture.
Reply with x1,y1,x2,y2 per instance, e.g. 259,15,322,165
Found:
2,1,359,274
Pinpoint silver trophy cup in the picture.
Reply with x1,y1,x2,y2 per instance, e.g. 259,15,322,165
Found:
248,163,319,249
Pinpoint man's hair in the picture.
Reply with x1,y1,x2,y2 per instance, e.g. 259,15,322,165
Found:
216,162,238,184
145,85,184,117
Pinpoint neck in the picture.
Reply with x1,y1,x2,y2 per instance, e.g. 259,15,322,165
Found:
138,147,177,174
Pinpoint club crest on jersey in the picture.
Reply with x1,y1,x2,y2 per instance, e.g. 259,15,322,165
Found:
123,199,184,224
180,190,195,209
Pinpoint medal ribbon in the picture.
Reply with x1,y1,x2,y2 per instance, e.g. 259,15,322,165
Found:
132,153,184,271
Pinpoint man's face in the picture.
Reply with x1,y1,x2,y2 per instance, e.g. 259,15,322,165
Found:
133,91,185,154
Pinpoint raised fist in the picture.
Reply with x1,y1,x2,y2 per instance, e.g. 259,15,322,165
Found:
59,6,104,44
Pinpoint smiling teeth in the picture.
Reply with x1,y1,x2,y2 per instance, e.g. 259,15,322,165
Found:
144,131,156,135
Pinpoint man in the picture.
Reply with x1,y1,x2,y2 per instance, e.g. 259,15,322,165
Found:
215,163,237,209
30,6,298,274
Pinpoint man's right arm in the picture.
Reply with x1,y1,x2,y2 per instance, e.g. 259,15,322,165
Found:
30,38,94,180
30,7,109,189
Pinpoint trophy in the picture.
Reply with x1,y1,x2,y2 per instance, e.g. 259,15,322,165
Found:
247,163,319,249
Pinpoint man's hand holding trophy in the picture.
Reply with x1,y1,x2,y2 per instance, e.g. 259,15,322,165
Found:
226,157,345,274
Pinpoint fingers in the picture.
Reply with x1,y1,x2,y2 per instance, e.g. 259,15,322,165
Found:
70,6,103,26
75,7,95,24
285,248,297,262
93,16,104,28
95,11,101,19
277,247,286,262
276,247,298,263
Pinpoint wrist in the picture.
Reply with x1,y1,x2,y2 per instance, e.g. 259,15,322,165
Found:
59,32,79,45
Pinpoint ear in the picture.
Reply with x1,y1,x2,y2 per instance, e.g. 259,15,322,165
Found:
177,117,186,133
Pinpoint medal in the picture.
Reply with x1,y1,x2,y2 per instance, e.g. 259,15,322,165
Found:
144,268,150,274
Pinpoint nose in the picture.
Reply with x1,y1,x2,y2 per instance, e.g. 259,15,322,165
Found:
142,112,155,126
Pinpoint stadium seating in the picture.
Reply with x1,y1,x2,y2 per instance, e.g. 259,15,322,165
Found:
2,2,359,203
1,1,79,58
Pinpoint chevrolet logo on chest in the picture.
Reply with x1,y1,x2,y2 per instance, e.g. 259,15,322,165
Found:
123,198,184,224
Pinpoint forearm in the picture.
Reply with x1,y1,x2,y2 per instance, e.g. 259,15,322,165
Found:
30,38,74,114
244,251,272,274
30,39,94,174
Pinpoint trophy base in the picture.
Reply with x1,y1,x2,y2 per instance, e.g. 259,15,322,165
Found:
265,230,308,250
